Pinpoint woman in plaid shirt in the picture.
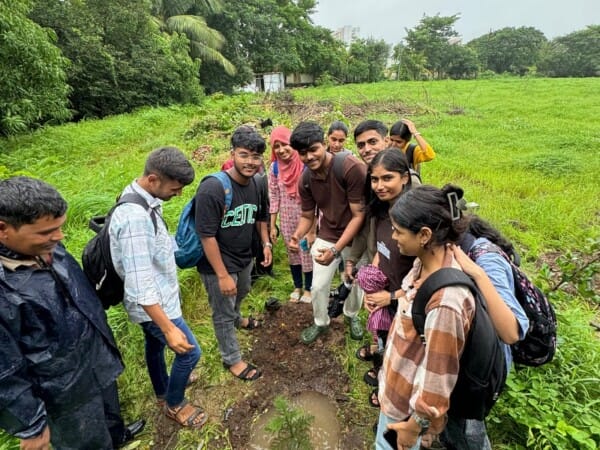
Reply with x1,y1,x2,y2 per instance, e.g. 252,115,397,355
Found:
375,184,475,450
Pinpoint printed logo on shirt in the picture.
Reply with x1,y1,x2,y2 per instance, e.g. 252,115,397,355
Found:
377,240,391,260
221,204,257,228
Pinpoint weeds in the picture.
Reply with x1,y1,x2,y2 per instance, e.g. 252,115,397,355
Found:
265,396,314,450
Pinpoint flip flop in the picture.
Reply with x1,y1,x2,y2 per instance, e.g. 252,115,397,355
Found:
368,388,380,408
224,362,262,382
289,290,302,303
299,293,312,304
240,316,262,330
355,343,375,362
363,367,379,387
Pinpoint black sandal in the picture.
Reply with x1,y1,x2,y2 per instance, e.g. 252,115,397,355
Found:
355,343,375,362
363,367,379,387
368,388,380,408
240,316,262,330
223,362,262,381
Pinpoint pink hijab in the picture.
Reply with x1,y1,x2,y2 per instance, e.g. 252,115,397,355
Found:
270,126,304,198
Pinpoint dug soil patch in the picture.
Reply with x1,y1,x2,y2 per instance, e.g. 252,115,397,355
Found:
150,301,370,449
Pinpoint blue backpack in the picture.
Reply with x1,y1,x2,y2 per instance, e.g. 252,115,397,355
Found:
174,171,233,269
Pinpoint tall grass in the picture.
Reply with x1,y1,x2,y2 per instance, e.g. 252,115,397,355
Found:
1,77,599,449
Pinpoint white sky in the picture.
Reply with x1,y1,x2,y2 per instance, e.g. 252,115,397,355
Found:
310,0,599,44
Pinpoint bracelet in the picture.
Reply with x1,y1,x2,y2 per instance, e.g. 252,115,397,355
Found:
263,242,273,249
413,132,421,136
390,291,398,307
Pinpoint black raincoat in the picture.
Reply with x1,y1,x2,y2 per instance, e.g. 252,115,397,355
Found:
0,243,123,439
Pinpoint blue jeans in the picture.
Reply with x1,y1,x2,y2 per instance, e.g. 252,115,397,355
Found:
440,416,492,450
140,316,201,408
375,411,421,450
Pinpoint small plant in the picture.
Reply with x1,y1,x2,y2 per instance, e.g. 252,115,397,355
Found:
265,395,314,450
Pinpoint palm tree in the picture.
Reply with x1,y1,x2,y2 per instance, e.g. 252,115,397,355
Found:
151,0,236,75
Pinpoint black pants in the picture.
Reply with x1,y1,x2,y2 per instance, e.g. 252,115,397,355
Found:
48,382,125,450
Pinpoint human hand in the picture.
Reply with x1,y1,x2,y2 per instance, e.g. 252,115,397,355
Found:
20,426,50,450
269,229,278,243
218,274,237,297
450,244,486,279
344,261,355,281
288,235,300,253
164,326,194,354
261,246,272,266
401,118,417,135
314,247,335,266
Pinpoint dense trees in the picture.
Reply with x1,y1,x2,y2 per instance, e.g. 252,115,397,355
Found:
0,0,70,135
0,0,597,136
29,0,203,120
537,26,600,77
468,27,547,75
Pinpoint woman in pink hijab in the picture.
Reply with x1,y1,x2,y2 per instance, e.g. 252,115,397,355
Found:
268,126,314,303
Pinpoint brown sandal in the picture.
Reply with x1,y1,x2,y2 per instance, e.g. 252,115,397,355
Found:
165,400,208,429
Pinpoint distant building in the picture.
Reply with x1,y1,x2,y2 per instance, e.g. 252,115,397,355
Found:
332,25,360,46
448,36,462,45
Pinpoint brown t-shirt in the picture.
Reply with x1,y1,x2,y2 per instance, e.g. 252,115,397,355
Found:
299,153,366,242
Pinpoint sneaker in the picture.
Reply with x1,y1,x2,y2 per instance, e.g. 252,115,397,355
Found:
300,324,328,344
345,315,364,340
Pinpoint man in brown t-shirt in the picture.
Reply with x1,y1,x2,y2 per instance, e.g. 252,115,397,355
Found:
288,122,366,344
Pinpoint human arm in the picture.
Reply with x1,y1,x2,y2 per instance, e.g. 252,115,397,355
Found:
402,119,435,165
451,244,525,344
268,169,280,243
344,220,369,280
314,201,365,266
19,426,50,450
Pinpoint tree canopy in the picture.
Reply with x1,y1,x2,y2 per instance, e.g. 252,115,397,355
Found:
0,0,70,135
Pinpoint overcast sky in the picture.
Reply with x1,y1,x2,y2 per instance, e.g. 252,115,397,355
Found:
310,0,599,45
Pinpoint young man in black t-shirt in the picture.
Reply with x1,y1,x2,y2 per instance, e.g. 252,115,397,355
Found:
195,126,271,381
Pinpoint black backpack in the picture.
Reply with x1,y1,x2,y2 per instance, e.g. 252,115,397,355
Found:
466,240,557,367
82,193,158,309
405,143,418,173
412,268,507,420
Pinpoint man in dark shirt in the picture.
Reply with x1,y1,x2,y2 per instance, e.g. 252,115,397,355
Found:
0,176,144,450
195,126,271,381
288,122,367,344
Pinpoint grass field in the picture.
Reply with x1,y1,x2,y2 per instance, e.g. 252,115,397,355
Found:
1,77,599,449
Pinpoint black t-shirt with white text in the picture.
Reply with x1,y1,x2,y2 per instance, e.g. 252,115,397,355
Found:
194,173,267,273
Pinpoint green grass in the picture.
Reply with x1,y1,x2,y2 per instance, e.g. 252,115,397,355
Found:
1,77,599,449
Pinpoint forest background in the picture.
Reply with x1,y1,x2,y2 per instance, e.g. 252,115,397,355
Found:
1,1,599,449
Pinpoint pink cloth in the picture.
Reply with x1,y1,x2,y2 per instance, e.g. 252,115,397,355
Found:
367,307,394,333
356,264,389,293
270,126,303,199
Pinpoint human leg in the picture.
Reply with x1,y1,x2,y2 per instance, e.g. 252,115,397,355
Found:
101,382,146,448
308,238,340,327
140,322,168,399
440,416,492,450
47,393,114,450
200,271,241,366
289,264,304,302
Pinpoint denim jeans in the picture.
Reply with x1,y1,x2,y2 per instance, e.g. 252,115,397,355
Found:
200,262,253,366
375,411,421,450
140,316,201,408
440,416,492,450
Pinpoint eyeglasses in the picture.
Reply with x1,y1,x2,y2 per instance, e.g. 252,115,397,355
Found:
235,151,263,162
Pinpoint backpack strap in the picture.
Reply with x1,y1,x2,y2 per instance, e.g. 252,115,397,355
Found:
405,143,417,172
207,171,234,213
88,192,159,234
412,268,477,343
272,160,279,178
332,151,349,188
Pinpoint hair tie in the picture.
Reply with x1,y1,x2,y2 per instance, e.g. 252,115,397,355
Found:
447,192,462,221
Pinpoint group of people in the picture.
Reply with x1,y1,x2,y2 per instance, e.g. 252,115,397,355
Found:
0,116,529,450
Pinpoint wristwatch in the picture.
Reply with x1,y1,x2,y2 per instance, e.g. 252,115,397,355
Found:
412,413,430,436
263,242,273,249
329,246,340,258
